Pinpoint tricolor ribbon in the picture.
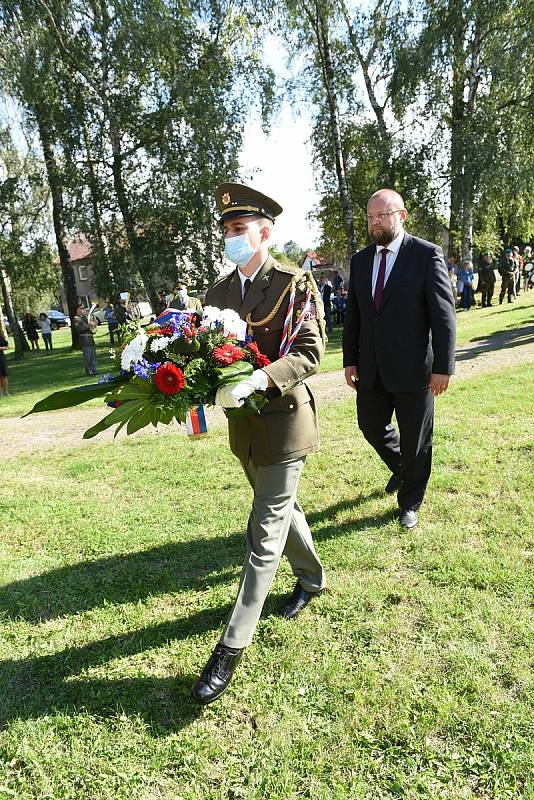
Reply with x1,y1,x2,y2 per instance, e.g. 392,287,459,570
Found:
154,309,192,326
279,285,313,358
185,404,208,437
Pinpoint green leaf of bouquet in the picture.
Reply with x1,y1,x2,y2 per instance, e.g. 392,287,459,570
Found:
149,405,161,427
23,381,116,417
215,361,253,385
174,409,187,424
83,399,145,439
159,406,176,425
172,337,200,354
126,404,154,435
112,381,151,400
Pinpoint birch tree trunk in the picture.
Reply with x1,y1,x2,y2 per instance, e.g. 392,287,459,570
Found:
0,259,29,359
307,1,357,254
36,112,79,348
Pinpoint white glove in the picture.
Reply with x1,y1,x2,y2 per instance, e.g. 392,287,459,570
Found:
215,370,269,408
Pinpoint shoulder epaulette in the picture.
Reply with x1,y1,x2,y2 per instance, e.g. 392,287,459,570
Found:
209,270,235,291
270,258,303,278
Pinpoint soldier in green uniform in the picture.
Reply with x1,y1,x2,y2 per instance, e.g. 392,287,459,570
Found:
191,182,327,705
477,253,496,307
499,248,516,304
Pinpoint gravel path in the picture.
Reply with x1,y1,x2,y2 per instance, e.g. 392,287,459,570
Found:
2,324,533,457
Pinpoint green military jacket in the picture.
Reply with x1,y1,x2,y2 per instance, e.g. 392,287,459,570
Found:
205,255,325,466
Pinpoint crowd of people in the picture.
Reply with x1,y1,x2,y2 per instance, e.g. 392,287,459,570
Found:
317,270,348,331
2,241,532,398
446,245,533,311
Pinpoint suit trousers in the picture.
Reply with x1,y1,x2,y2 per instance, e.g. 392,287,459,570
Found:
220,455,326,649
356,373,434,511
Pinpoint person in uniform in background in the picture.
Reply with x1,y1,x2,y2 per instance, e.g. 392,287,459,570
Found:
73,304,98,376
191,182,327,705
168,282,203,315
0,324,9,396
343,188,456,530
477,253,496,307
318,272,333,334
155,290,168,316
499,248,516,304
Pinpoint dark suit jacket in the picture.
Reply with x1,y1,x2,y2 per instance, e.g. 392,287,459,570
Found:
342,233,456,392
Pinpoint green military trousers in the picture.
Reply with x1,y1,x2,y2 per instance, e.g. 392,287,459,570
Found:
220,455,326,650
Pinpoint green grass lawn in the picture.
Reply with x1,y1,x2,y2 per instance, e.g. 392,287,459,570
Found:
0,363,533,799
2,293,533,419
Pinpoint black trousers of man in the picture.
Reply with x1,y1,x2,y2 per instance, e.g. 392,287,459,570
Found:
356,373,434,511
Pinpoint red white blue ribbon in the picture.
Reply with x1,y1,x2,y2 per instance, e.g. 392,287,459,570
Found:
185,404,208,437
279,285,313,357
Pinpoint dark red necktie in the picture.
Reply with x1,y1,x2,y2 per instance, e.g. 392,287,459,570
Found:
374,248,389,310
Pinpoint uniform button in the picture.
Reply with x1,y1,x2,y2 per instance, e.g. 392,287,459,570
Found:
265,327,269,332
289,404,294,409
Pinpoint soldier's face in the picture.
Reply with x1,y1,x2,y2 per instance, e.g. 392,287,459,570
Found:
223,216,267,251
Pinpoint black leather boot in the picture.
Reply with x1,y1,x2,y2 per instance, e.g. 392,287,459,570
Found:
191,644,243,705
279,581,323,620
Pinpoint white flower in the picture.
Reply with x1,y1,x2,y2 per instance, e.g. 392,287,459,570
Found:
221,311,247,341
202,306,247,341
150,336,171,353
201,305,223,327
120,332,148,371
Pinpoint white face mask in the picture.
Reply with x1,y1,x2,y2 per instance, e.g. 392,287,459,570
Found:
177,289,187,301
224,232,257,266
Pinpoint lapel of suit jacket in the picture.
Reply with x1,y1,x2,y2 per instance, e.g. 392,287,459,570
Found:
239,255,275,319
361,245,375,307
222,269,243,313
378,232,412,310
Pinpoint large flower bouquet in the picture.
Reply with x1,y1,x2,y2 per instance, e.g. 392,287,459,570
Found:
24,307,270,438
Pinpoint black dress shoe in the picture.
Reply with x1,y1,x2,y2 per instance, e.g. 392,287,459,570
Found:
279,582,323,620
385,473,403,494
399,509,418,529
191,644,243,705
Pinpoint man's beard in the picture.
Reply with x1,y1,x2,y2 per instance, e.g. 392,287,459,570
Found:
370,228,394,246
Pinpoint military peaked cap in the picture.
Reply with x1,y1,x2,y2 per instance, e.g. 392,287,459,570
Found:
214,181,283,223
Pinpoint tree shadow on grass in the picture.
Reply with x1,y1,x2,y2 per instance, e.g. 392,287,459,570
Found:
0,606,229,735
0,502,397,734
0,493,387,623
456,323,534,362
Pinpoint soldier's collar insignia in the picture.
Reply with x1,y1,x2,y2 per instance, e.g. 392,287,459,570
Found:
222,192,231,205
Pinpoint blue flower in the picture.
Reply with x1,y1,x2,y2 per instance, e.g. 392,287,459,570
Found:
133,363,149,380
98,373,116,384
133,358,161,380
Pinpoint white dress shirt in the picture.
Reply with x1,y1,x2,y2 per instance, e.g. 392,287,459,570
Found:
237,265,262,298
371,228,405,297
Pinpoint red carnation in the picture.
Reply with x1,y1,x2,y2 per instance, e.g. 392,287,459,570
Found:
154,362,185,395
212,343,245,366
246,341,271,368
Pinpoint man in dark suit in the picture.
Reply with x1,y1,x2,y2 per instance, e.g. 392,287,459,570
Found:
342,189,456,529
